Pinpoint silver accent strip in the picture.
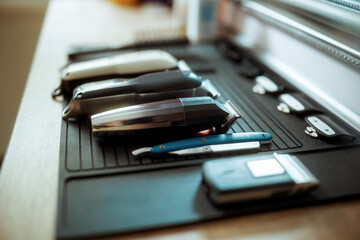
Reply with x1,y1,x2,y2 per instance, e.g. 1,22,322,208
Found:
177,60,192,71
223,100,242,128
275,153,319,194
202,79,221,99
169,141,260,156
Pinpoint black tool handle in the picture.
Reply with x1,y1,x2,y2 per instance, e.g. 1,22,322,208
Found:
80,70,202,99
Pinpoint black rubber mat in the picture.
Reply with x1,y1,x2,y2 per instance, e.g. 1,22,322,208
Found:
56,41,360,239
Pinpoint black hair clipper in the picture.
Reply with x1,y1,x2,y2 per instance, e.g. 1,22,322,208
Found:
91,96,242,137
52,50,178,98
62,70,220,118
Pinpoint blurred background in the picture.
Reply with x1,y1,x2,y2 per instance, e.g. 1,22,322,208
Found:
0,0,48,163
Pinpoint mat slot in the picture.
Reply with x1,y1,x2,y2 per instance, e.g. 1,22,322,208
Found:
231,123,244,133
67,120,81,171
152,156,164,163
164,156,176,162
115,145,129,167
104,144,117,168
236,120,253,132
228,128,236,133
127,145,141,166
80,118,93,170
92,136,105,169
141,157,152,164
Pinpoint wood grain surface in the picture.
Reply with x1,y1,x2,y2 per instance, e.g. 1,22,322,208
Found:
0,1,359,240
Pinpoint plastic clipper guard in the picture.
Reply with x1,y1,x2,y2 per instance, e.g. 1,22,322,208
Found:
305,115,356,141
277,93,322,115
253,75,285,95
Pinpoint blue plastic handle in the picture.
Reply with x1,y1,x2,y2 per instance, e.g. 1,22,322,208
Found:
151,132,272,156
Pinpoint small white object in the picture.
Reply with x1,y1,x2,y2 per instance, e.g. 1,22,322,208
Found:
177,60,192,71
247,158,285,177
279,94,305,111
255,76,279,93
277,102,291,113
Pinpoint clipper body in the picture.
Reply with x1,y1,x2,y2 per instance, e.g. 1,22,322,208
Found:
61,50,178,81
62,70,220,118
91,96,241,137
54,50,178,96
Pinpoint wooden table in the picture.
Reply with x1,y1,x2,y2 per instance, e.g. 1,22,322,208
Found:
0,0,360,239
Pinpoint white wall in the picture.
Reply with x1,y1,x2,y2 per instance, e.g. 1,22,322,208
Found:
0,0,47,159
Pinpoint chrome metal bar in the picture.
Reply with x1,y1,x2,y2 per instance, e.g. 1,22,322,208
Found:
237,0,360,68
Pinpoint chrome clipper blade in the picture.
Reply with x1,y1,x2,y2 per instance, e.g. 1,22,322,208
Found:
217,100,242,133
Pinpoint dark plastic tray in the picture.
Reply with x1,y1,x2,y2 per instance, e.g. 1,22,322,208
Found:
56,41,360,239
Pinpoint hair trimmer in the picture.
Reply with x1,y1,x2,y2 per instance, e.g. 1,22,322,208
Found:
62,70,220,118
53,49,178,97
91,96,242,137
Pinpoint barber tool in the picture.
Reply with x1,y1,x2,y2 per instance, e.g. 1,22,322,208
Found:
203,153,319,205
277,93,321,115
62,70,220,118
132,132,272,157
91,96,241,137
53,50,178,97
252,75,284,95
61,49,177,81
305,115,356,141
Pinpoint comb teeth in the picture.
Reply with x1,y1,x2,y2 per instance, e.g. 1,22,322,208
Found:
135,26,187,45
